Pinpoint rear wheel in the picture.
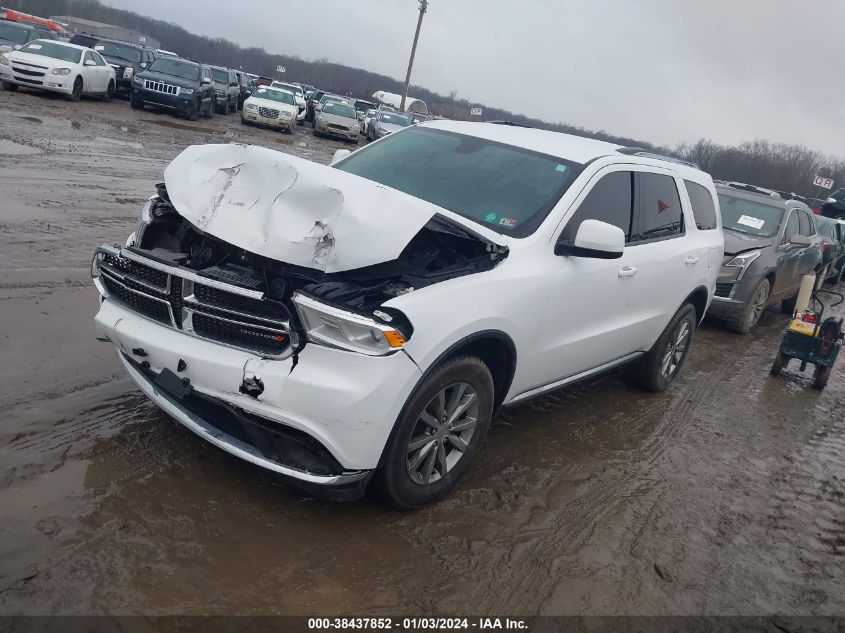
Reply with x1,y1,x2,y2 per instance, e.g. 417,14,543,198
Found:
781,295,798,315
770,351,789,376
375,356,494,509
813,365,831,390
68,77,82,102
2,81,19,92
728,278,770,334
628,303,697,393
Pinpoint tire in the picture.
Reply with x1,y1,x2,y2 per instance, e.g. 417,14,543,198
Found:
205,97,215,119
813,365,831,390
68,77,82,102
130,95,143,110
375,355,494,509
2,81,19,92
240,114,247,125
188,98,200,121
628,303,697,393
103,80,115,102
728,278,770,334
781,295,797,315
770,351,789,376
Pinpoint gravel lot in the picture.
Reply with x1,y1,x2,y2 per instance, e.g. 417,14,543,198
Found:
0,88,843,616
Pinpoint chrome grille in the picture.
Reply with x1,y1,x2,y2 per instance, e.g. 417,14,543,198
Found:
143,79,180,95
258,106,279,119
12,65,45,77
94,246,292,358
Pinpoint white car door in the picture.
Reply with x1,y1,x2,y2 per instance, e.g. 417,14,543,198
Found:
81,51,101,92
93,51,111,91
522,167,647,390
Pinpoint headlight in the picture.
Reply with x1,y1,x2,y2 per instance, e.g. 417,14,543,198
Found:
133,75,143,85
180,87,194,95
123,67,133,79
245,103,257,111
280,110,292,118
827,197,837,204
293,293,407,356
0,53,10,66
51,68,71,76
724,250,761,280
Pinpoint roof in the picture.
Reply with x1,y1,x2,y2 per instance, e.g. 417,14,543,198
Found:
0,20,48,32
715,183,810,210
72,34,151,49
50,15,114,28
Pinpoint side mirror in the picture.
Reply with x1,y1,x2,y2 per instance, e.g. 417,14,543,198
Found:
140,63,147,69
788,234,811,248
84,59,96,66
201,77,212,84
13,44,21,50
555,219,625,259
331,149,351,165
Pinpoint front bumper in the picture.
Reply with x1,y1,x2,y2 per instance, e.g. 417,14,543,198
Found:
0,64,74,94
315,121,358,140
242,109,295,129
95,299,422,485
708,266,756,318
131,85,195,112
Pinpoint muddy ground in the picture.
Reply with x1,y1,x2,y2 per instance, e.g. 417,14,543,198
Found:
0,88,843,617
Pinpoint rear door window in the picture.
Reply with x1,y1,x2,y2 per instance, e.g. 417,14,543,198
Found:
634,172,684,241
561,171,634,243
684,180,718,230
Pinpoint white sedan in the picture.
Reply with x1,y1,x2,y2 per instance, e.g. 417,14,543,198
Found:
240,86,299,132
0,39,116,101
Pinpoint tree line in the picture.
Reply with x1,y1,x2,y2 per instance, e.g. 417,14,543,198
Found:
9,0,842,198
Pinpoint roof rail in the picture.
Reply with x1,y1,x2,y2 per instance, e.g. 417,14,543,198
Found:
486,120,531,128
617,146,700,169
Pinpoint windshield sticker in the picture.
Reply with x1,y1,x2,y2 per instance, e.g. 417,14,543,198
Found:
28,44,42,50
657,199,670,213
737,214,765,230
482,211,500,224
555,164,568,173
498,217,517,228
94,45,105,50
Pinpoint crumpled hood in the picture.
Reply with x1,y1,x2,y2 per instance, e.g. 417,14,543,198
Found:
723,228,773,255
163,143,440,273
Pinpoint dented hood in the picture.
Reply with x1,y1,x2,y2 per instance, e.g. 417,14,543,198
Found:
163,143,438,272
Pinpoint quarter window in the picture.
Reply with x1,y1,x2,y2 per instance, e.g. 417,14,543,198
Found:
782,211,800,244
797,210,814,236
635,173,684,240
684,180,718,230
561,171,634,243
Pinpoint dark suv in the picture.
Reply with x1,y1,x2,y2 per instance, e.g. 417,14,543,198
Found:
208,65,239,114
69,34,156,95
0,20,57,51
233,70,255,110
821,189,845,220
709,184,824,333
130,57,215,120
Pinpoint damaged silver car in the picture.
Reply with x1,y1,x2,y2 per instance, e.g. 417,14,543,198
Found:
93,121,720,508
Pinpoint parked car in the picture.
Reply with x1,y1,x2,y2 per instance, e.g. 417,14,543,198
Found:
91,121,722,507
233,70,255,110
353,98,375,123
816,215,845,284
305,89,326,122
361,107,377,135
68,35,156,96
366,111,411,141
821,189,845,220
311,94,350,128
0,19,57,53
207,65,238,114
709,184,824,333
130,56,215,120
270,80,306,114
240,86,297,132
314,101,359,143
0,39,116,101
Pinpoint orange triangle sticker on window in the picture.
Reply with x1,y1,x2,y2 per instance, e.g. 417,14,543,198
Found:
657,199,669,213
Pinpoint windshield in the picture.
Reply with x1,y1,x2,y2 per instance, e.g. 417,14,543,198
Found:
148,58,199,81
323,103,357,118
272,82,301,95
336,127,583,237
355,101,373,112
718,194,784,237
211,68,229,84
252,88,294,104
19,41,81,63
378,113,410,126
0,22,29,44
93,42,141,63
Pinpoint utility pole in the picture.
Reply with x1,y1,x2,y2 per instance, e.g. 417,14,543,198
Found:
400,0,428,112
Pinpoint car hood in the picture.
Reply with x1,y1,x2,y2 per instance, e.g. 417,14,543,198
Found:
320,112,357,127
245,96,297,113
378,122,407,134
8,50,64,67
136,70,197,88
723,228,773,255
163,143,505,272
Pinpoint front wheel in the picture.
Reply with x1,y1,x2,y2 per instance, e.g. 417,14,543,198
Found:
813,365,831,390
2,81,19,92
188,98,200,121
728,278,770,334
375,356,494,509
770,351,789,376
628,303,697,393
68,76,82,102
103,80,115,102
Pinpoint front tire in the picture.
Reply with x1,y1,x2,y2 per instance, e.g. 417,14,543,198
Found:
813,365,831,390
728,278,770,334
770,351,789,376
188,97,200,121
375,356,494,509
628,303,697,393
2,81,19,92
68,76,82,102
103,80,115,102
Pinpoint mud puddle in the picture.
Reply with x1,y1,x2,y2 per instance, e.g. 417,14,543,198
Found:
0,88,843,617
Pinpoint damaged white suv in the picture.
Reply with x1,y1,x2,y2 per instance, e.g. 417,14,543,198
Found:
92,121,723,508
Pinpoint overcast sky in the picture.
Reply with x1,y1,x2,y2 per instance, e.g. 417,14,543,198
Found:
103,0,844,157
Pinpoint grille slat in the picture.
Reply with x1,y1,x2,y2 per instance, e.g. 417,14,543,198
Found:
715,283,734,298
95,249,291,357
258,106,279,119
143,79,180,95
12,66,46,77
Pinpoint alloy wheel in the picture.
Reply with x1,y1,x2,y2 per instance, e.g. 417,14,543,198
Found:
406,382,479,485
749,284,768,326
661,318,691,379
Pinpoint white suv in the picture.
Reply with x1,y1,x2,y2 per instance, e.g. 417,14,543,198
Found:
92,121,723,508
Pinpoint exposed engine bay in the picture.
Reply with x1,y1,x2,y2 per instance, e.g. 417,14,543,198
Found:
135,183,508,319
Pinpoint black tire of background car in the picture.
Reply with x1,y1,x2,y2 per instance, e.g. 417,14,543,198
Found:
188,97,200,121
813,365,831,390
770,350,789,376
68,77,82,102
2,81,18,92
728,278,770,334
130,94,143,110
103,80,115,102
781,295,798,315
205,98,214,119
626,303,697,393
374,355,494,509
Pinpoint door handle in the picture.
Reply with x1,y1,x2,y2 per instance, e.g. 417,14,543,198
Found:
684,256,700,265
618,266,638,277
